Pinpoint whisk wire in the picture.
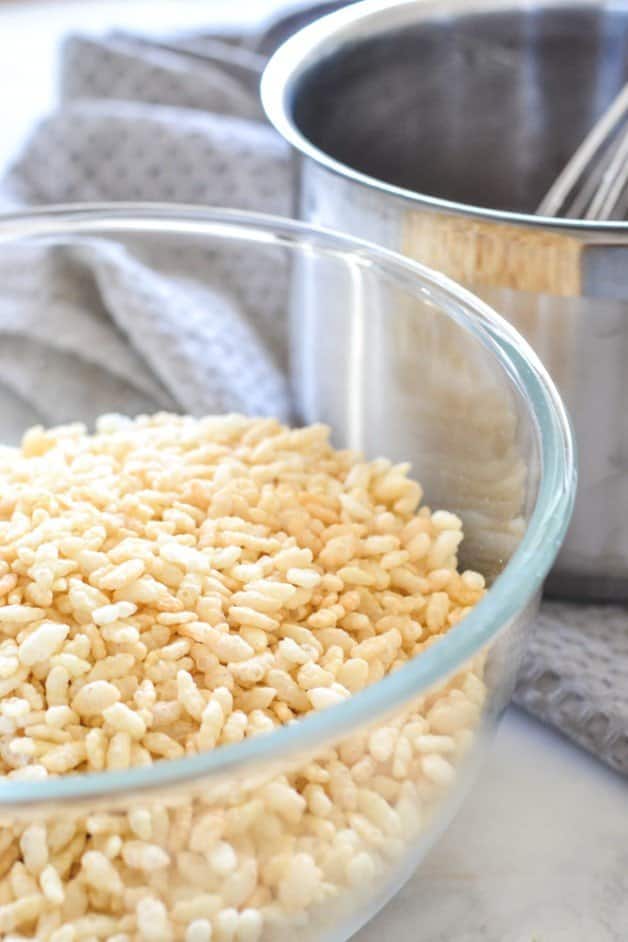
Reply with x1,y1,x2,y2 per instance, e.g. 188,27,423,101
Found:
537,82,628,220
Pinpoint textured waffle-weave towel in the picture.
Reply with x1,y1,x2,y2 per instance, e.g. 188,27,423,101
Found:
0,21,299,427
0,2,626,778
514,603,628,776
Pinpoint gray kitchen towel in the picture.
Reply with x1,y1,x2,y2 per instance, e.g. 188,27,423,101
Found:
0,24,296,426
514,603,628,776
0,2,351,424
0,2,626,778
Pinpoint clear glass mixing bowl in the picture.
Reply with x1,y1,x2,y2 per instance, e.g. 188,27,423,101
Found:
0,206,575,942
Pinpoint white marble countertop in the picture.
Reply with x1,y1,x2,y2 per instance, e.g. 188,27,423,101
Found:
356,708,628,942
0,3,626,939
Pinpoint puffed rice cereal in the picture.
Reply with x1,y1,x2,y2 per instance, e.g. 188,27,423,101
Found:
0,414,487,940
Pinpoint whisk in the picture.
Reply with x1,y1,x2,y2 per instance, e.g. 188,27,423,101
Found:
537,83,628,220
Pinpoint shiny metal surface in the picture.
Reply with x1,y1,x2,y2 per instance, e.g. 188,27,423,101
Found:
262,0,628,601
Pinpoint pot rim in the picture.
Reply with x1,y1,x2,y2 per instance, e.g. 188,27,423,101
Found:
261,0,628,233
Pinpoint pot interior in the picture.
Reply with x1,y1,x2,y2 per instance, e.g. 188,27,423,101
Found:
293,3,628,213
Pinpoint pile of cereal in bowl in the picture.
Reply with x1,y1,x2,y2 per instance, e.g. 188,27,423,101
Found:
0,414,487,941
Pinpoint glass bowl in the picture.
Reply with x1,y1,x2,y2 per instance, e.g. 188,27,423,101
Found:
0,206,575,942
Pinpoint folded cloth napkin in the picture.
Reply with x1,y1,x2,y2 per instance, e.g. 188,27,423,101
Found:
0,13,307,426
514,603,628,776
0,2,351,425
1,0,626,778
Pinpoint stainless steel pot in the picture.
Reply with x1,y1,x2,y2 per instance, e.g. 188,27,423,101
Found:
262,0,628,602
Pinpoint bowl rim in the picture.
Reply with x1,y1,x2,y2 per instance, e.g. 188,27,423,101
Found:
261,0,628,233
0,203,576,805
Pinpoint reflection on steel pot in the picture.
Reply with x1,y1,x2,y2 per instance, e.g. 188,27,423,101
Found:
262,0,628,602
